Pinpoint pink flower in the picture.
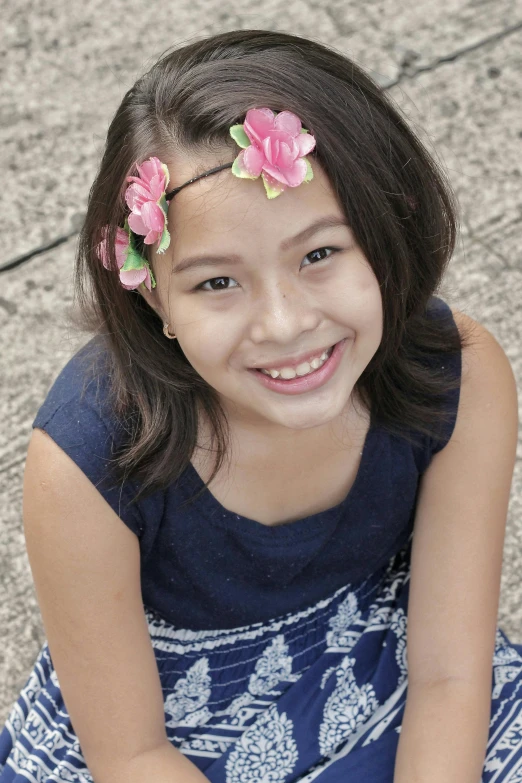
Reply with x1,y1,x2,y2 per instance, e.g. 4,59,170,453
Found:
119,265,152,291
97,226,129,270
234,108,316,191
125,156,170,245
96,225,152,291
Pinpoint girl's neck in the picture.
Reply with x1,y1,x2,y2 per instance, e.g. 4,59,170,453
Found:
191,391,372,526
193,391,370,476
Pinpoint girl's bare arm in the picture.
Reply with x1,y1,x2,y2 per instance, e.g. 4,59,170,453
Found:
110,743,210,783
394,312,518,782
23,428,208,783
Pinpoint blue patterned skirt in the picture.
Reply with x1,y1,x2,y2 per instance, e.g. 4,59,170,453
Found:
1,537,522,783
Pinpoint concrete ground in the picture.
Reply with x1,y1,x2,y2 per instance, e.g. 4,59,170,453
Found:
1,0,521,724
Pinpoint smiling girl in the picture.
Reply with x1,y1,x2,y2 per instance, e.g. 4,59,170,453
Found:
1,29,521,783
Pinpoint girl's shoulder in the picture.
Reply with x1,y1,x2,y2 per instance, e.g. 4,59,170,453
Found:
32,338,149,540
33,336,115,434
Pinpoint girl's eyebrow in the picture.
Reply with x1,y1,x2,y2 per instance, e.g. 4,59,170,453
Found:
172,214,350,275
280,215,350,251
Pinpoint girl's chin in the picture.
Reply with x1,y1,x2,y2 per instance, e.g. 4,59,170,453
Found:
240,393,351,431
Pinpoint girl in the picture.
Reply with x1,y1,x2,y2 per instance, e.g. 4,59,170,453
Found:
1,28,521,783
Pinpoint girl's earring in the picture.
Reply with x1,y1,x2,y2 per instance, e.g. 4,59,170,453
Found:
163,323,177,340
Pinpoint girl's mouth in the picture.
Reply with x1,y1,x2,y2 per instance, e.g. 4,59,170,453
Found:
248,339,347,395
258,345,334,380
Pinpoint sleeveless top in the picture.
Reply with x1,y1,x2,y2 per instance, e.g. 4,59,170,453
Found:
32,295,462,631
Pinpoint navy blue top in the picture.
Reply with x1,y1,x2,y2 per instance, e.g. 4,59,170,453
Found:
32,296,461,630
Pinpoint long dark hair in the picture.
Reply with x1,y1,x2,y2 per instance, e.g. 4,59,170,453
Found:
75,29,476,502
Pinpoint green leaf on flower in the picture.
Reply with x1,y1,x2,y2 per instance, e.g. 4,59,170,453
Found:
231,155,258,179
161,163,170,188
303,158,314,183
121,244,146,272
128,226,139,248
261,173,284,199
301,128,309,133
229,125,251,148
158,194,168,216
157,225,171,254
146,262,156,290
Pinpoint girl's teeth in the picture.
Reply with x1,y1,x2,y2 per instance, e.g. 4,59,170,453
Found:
258,345,334,380
296,362,311,376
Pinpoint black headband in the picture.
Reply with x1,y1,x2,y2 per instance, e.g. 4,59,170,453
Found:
165,162,234,201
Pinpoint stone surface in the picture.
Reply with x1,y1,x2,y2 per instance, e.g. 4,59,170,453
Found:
1,0,521,724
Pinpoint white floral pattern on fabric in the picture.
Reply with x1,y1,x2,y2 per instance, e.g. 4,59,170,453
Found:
224,634,295,719
164,657,213,728
144,579,363,656
249,635,294,695
491,629,522,699
389,608,408,681
225,703,298,783
325,592,361,649
318,655,379,757
3,542,522,782
223,634,297,716
180,634,297,757
483,711,522,776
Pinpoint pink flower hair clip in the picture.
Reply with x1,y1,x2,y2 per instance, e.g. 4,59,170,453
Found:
97,156,170,291
96,108,317,291
229,108,316,198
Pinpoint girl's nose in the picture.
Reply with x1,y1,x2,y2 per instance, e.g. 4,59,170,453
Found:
248,281,321,345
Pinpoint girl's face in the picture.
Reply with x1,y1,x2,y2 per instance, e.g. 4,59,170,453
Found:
147,150,383,433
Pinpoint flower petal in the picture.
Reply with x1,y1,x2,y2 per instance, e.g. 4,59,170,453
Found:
283,158,308,187
296,133,316,156
231,151,260,180
119,267,148,289
261,162,288,186
274,111,302,137
265,131,299,163
125,181,152,211
138,157,162,184
242,145,266,177
144,228,161,245
244,108,275,144
148,173,166,202
266,128,296,146
274,141,296,170
114,227,130,268
97,226,130,269
141,201,165,233
127,211,149,236
263,136,281,166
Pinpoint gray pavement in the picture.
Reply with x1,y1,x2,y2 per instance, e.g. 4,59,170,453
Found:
1,0,521,724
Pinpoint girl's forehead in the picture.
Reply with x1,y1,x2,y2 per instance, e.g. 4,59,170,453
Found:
166,156,344,248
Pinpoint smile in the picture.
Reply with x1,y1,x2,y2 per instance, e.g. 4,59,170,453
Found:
249,339,348,396
258,347,333,379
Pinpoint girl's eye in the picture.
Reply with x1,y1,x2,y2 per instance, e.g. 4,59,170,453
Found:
301,246,339,267
197,276,239,292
